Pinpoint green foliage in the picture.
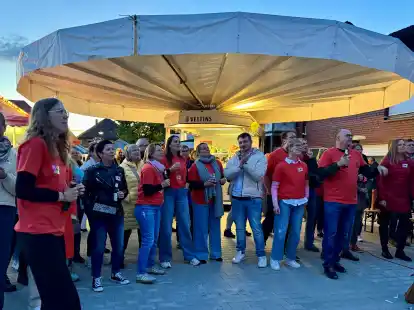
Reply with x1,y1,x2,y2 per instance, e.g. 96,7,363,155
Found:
117,121,165,144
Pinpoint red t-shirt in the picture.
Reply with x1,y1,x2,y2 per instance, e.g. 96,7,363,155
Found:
272,160,308,200
265,148,288,192
15,137,72,236
319,148,365,204
188,161,224,205
137,163,164,206
376,157,414,213
161,156,187,189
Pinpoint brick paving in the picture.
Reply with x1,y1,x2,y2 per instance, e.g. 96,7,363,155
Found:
5,218,414,310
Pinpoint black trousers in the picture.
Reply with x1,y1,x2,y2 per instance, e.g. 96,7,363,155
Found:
379,210,410,252
124,229,141,251
262,195,275,242
18,233,81,310
316,197,324,232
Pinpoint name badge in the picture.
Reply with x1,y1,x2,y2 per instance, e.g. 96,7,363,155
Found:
298,167,303,172
52,165,60,175
403,163,408,168
115,176,121,181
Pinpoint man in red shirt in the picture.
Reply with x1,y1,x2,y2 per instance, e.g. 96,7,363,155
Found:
263,131,296,244
319,129,388,280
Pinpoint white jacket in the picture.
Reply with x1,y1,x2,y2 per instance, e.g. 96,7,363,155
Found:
0,149,17,207
224,148,267,199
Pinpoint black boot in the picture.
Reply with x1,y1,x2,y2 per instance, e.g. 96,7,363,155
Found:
324,267,338,280
341,250,359,262
395,250,412,262
381,248,393,259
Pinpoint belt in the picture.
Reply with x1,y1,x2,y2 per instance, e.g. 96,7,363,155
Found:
232,196,257,201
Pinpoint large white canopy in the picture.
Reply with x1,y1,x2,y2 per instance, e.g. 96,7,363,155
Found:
17,12,414,124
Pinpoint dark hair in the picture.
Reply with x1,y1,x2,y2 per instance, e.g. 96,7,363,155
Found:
281,131,296,141
95,139,113,160
88,142,97,154
0,112,5,127
195,143,209,157
165,135,181,164
237,132,252,141
86,142,97,160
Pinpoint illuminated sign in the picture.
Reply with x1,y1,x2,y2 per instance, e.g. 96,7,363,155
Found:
183,116,213,124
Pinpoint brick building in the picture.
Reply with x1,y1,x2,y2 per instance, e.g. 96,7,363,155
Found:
304,108,414,157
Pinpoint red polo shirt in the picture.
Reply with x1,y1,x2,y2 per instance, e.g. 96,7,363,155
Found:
319,148,365,204
272,160,308,199
15,137,73,236
265,147,288,191
137,163,164,206
188,161,224,205
161,156,187,189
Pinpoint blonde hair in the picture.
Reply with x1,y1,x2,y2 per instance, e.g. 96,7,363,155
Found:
144,143,161,162
386,139,405,164
24,98,69,163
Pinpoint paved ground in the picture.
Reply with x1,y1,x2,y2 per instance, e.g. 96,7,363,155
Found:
5,217,414,310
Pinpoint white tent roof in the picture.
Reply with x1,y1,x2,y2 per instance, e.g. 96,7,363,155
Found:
17,12,414,123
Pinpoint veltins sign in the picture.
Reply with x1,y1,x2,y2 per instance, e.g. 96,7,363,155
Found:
183,115,213,124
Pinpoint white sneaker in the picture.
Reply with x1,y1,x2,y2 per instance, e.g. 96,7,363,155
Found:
258,256,267,268
136,273,156,284
357,235,363,242
92,277,104,292
189,258,200,266
232,251,245,264
110,272,130,285
270,259,280,271
160,261,172,269
147,266,166,275
285,259,301,268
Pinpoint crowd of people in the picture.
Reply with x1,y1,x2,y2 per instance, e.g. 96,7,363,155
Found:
0,98,413,310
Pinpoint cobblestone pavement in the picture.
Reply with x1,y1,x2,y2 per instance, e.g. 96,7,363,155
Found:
5,219,414,310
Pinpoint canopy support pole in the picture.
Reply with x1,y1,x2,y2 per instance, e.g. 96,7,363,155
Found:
132,15,138,56
162,55,205,109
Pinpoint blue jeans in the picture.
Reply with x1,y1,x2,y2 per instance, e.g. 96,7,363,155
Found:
271,201,305,261
0,206,16,309
91,215,124,278
322,202,356,268
304,189,318,249
232,198,265,257
192,202,222,260
135,205,161,274
159,188,195,262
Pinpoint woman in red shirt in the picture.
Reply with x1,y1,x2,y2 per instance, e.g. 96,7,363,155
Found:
15,98,84,310
377,139,413,262
159,136,200,268
135,143,170,284
270,138,309,271
188,143,226,263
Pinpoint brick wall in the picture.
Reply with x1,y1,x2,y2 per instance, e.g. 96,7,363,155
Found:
305,110,414,147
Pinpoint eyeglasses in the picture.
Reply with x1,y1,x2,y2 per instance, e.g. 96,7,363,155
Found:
49,108,69,117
